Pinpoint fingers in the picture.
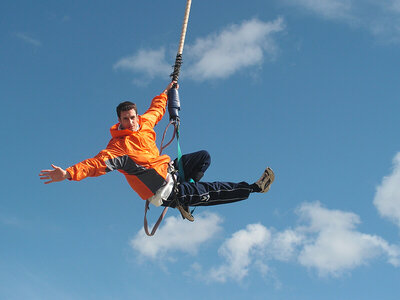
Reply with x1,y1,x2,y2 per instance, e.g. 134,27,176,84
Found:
39,171,51,175
39,169,52,176
39,175,54,184
39,172,50,179
39,165,57,183
39,164,68,184
39,174,52,182
40,176,54,184
167,81,178,89
39,164,58,175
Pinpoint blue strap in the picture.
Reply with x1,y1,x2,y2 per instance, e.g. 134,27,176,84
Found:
176,127,196,214
176,127,185,182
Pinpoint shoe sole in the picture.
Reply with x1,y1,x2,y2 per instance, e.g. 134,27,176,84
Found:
261,167,275,193
177,205,195,222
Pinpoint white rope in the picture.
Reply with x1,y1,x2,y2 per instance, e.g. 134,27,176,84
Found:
178,0,192,55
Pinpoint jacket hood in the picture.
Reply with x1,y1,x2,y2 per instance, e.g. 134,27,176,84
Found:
110,117,142,138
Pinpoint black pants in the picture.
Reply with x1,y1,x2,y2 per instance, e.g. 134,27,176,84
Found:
163,150,253,207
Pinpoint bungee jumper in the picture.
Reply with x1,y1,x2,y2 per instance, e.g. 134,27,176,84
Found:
38,0,275,236
38,81,274,230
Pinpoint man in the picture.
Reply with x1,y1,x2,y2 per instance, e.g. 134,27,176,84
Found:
39,82,275,221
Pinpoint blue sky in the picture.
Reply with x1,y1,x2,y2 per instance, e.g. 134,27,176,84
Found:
1,0,400,299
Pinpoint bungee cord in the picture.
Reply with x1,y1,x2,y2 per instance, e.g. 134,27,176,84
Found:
144,0,193,236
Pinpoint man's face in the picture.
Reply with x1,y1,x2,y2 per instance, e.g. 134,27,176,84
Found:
118,109,139,131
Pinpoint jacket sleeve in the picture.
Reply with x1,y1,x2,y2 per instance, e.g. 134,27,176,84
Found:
141,93,168,128
66,150,115,181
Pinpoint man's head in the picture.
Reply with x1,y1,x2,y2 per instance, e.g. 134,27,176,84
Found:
116,101,139,131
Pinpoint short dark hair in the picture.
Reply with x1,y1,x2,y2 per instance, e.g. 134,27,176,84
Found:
116,101,137,118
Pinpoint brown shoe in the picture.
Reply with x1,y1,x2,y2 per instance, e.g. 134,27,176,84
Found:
255,167,275,193
177,204,195,222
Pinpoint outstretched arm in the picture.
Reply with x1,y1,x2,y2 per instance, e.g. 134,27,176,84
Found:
142,81,179,127
39,164,71,184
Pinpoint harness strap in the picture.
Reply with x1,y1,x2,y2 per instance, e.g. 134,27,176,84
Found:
143,163,179,236
144,201,168,236
160,120,176,153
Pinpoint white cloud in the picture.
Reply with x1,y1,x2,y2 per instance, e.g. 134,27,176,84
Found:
374,152,400,228
130,201,399,281
209,223,271,282
113,47,171,84
269,229,304,261
113,18,285,84
130,212,222,260
15,33,41,47
197,202,400,282
187,17,285,81
296,202,400,277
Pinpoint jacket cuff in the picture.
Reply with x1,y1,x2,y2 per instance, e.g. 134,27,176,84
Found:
65,167,75,181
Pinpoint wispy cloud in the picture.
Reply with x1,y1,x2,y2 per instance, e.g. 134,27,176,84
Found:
15,32,42,47
113,48,171,85
374,152,400,229
392,0,400,12
0,213,25,229
282,0,400,41
0,264,75,300
283,0,354,20
130,212,222,260
113,17,285,84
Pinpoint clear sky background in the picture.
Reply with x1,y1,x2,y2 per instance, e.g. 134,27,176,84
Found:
1,0,400,299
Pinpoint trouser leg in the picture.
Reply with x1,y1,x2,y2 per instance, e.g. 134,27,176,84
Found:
163,181,253,207
174,150,211,182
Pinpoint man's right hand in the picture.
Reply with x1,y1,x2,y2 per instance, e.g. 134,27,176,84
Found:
163,81,179,94
39,164,71,184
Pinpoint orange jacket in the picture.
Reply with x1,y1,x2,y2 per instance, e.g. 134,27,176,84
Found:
66,93,171,200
